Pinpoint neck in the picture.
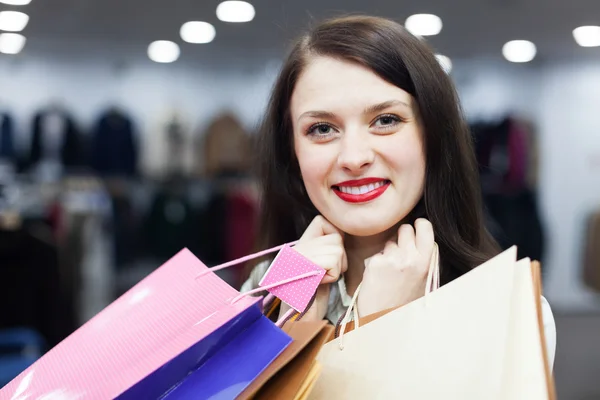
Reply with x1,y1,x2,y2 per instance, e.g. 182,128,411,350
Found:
343,223,400,296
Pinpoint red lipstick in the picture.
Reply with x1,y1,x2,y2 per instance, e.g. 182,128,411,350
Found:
332,178,390,204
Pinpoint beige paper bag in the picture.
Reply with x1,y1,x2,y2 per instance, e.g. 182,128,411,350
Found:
309,247,555,400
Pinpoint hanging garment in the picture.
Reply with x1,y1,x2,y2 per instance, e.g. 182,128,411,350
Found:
142,112,194,180
473,117,529,192
225,187,258,287
195,189,228,266
473,117,545,264
583,210,600,292
143,189,196,262
484,189,545,263
0,225,68,349
28,108,84,171
0,113,15,161
110,193,139,270
90,109,138,177
195,113,253,178
506,120,528,189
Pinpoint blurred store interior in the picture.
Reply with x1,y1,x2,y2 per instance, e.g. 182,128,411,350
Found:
0,0,599,398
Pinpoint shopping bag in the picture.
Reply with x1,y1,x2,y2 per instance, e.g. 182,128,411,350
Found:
159,314,291,400
237,320,334,400
0,245,299,400
309,246,556,400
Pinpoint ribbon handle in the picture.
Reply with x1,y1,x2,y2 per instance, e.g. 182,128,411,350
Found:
195,240,300,279
196,240,321,328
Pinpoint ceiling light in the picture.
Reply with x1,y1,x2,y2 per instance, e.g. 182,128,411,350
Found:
0,33,26,54
435,54,452,73
180,21,216,44
405,14,443,36
216,1,255,23
502,40,536,63
147,40,180,63
573,26,600,47
0,0,32,5
0,11,29,32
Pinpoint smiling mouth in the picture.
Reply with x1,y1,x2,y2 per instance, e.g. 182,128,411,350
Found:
332,180,391,203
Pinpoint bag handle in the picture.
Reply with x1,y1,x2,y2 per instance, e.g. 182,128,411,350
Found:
195,240,300,279
195,240,315,327
231,270,322,305
232,271,322,328
338,282,362,350
425,242,440,297
337,242,440,351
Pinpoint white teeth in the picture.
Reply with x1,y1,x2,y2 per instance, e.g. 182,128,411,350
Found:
337,181,388,195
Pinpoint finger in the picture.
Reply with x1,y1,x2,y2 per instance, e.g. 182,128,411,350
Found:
341,248,348,274
321,256,342,284
397,224,416,249
316,243,346,275
297,235,343,256
382,240,397,255
314,232,344,247
414,218,435,255
300,215,344,240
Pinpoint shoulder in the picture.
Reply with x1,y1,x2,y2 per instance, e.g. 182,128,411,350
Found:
540,296,557,369
240,260,271,293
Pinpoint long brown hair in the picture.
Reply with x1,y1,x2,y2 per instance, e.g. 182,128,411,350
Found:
254,15,499,284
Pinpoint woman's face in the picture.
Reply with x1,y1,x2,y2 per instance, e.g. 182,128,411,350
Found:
291,56,426,237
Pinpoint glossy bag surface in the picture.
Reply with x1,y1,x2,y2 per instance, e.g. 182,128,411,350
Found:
0,248,291,400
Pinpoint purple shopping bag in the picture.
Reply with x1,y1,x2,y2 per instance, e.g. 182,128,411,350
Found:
160,315,290,399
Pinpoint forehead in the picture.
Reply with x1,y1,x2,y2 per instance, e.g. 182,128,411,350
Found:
291,56,414,114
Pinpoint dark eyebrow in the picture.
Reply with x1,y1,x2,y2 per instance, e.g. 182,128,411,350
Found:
298,110,337,120
298,100,411,121
363,100,410,115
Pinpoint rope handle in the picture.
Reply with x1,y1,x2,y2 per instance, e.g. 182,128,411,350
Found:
425,242,440,298
337,242,441,351
338,282,362,350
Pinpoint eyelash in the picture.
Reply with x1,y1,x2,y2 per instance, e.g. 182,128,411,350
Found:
306,114,403,138
372,114,403,130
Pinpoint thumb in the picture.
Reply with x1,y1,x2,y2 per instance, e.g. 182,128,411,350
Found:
301,215,343,240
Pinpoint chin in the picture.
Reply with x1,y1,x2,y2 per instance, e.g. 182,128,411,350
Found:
331,217,399,237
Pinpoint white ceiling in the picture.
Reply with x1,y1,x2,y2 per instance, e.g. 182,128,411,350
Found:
4,0,600,63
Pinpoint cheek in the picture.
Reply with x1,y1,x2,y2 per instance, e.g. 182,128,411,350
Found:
381,133,426,181
296,144,332,189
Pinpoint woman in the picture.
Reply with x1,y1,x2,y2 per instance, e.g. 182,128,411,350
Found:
242,15,556,365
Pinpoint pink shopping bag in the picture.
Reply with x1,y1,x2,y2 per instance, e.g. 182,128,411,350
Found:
0,242,323,400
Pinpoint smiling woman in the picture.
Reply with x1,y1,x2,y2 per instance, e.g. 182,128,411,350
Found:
251,15,498,284
242,14,556,366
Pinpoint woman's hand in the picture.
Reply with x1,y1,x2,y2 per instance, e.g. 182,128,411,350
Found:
357,218,435,317
278,215,347,322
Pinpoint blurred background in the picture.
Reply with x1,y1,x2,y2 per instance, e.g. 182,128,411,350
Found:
0,0,599,397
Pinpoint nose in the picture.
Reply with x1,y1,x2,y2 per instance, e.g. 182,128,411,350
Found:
337,129,375,173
